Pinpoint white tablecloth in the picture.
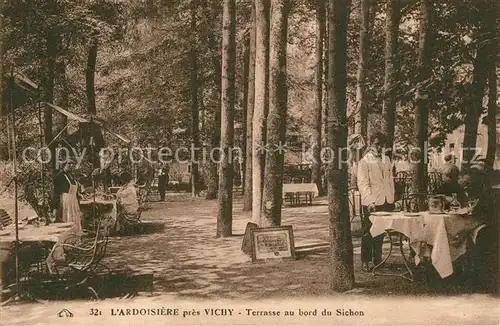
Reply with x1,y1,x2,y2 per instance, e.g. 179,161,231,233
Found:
370,212,483,278
0,223,73,243
282,183,319,197
369,214,425,242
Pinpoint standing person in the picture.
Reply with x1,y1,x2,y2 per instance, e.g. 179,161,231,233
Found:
347,134,366,189
158,164,170,201
52,157,83,231
357,132,395,272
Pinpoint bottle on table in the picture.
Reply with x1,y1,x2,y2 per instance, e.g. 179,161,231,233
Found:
449,193,461,212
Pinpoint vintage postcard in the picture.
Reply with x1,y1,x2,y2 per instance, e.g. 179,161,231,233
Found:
0,0,499,325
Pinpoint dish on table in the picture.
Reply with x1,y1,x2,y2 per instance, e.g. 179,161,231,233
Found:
445,208,469,215
404,213,421,217
371,212,392,216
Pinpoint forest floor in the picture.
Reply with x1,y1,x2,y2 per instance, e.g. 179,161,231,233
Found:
1,193,499,325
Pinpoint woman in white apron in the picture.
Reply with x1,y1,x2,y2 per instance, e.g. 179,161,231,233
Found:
47,158,84,272
53,159,83,232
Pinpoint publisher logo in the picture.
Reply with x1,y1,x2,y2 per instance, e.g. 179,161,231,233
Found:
57,309,74,318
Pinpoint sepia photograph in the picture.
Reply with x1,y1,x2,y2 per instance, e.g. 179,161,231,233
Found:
0,0,499,325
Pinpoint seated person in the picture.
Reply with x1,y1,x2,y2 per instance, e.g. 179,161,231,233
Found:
436,163,467,209
114,171,139,232
456,163,497,292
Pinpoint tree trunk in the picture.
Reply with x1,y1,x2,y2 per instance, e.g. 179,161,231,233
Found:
485,63,497,169
462,0,496,168
205,30,223,200
485,6,498,170
321,15,329,190
86,36,98,115
327,0,354,292
410,0,433,209
243,6,256,211
261,0,290,226
54,60,69,136
190,4,200,197
217,0,236,238
0,1,5,161
0,0,2,118
312,0,326,197
322,15,329,156
44,29,57,171
252,0,270,224
354,0,370,140
241,33,250,194
381,0,401,151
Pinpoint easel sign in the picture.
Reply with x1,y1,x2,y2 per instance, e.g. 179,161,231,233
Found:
250,226,295,263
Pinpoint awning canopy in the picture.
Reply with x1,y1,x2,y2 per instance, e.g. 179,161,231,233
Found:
1,72,39,116
44,102,131,145
2,71,131,145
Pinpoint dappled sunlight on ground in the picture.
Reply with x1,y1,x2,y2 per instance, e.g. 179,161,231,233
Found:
1,193,498,325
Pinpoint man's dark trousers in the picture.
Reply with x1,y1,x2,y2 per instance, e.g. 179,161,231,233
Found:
361,201,394,265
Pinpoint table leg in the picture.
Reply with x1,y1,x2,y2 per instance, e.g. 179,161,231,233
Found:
372,231,414,281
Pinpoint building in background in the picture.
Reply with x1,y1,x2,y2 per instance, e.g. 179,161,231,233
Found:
436,119,500,171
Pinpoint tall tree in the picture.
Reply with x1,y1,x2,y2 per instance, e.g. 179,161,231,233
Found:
190,2,201,197
311,0,326,197
485,0,498,169
53,59,69,136
252,0,270,224
410,0,433,209
380,0,401,151
354,0,370,139
241,33,250,193
205,31,222,200
327,0,354,291
217,0,236,237
485,61,497,169
462,0,497,168
243,4,256,212
0,0,3,122
86,36,98,114
44,27,58,171
261,0,290,226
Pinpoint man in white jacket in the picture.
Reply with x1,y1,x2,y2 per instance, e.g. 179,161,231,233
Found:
357,132,395,271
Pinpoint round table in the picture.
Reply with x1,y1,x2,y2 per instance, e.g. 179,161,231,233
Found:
370,211,483,279
369,212,424,281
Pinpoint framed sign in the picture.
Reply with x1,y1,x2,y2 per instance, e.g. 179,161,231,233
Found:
250,226,296,262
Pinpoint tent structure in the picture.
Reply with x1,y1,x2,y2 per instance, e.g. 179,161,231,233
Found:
0,70,131,303
1,71,39,116
2,71,131,150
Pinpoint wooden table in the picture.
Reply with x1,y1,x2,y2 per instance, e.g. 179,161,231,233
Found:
282,183,319,206
0,223,75,289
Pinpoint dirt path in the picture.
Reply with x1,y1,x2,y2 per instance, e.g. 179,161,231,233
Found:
1,194,499,325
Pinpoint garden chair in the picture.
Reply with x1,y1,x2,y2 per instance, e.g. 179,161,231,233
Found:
405,193,429,212
0,209,13,228
136,184,151,210
47,217,112,299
